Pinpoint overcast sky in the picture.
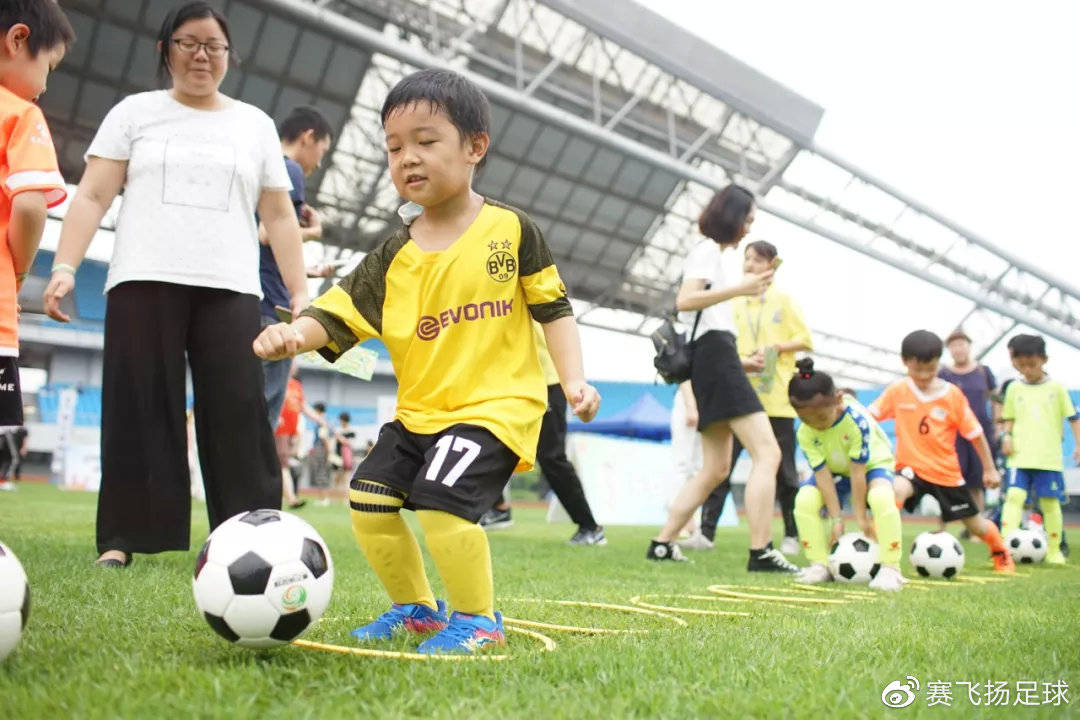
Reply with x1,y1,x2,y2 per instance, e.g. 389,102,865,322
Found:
581,0,1080,386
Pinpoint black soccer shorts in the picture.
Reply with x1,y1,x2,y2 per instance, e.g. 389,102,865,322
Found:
0,356,23,430
900,470,979,522
352,420,519,523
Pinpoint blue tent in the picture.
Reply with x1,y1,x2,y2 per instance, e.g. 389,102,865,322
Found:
567,392,670,441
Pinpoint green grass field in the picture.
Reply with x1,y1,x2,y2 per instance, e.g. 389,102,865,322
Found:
1,483,1077,719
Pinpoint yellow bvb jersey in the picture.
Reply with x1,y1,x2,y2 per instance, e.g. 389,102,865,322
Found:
301,199,572,471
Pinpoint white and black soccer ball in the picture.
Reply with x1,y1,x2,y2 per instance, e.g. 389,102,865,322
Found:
0,541,30,662
193,509,333,648
1006,529,1047,564
828,532,881,583
909,531,965,578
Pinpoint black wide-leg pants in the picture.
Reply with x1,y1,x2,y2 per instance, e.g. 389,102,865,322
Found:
96,281,281,555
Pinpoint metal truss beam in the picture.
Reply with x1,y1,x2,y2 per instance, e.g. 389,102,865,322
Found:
270,0,1079,351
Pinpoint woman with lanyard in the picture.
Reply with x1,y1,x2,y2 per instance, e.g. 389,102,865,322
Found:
43,2,307,567
647,186,798,571
684,240,813,555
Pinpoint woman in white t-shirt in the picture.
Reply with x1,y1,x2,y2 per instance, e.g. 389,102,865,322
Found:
646,185,797,572
43,2,307,568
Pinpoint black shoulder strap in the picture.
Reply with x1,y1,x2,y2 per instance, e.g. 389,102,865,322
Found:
689,308,703,343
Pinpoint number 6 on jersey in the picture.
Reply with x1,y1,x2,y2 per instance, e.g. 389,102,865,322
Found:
425,435,482,487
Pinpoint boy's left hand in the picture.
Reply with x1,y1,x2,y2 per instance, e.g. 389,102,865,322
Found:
567,382,600,422
982,466,1001,489
1073,447,1080,466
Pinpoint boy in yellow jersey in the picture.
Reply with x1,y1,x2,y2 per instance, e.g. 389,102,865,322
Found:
787,358,905,590
0,1,73,466
253,69,600,654
999,334,1079,564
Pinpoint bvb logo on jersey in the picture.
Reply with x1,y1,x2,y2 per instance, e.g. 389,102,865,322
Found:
486,250,516,282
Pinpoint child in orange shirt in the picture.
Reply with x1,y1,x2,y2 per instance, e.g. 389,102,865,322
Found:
0,2,73,438
870,330,1015,573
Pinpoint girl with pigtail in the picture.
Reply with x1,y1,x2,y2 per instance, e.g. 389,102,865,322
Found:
788,358,906,590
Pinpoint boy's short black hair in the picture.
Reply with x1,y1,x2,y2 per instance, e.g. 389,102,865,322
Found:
313,402,326,413
338,411,350,423
1008,333,1047,358
279,106,333,143
900,330,943,362
380,68,492,169
1,0,76,56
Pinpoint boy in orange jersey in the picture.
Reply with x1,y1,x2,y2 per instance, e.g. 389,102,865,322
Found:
0,2,73,448
870,330,1015,573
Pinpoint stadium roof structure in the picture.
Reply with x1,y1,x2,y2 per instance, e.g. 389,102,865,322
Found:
43,0,1080,386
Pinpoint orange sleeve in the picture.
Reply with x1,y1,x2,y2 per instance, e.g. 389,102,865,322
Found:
3,105,66,207
952,388,983,441
869,384,894,421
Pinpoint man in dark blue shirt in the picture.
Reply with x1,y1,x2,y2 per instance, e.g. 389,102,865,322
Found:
260,107,333,428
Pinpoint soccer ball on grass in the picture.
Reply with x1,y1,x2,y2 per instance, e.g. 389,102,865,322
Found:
909,531,965,578
1006,529,1047,564
828,532,881,583
193,509,333,648
0,541,30,662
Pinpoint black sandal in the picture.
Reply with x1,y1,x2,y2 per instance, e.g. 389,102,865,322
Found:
95,552,132,568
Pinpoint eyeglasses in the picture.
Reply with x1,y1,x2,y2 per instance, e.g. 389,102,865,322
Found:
171,38,230,57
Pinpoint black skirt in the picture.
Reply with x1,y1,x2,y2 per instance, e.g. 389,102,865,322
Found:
690,330,764,430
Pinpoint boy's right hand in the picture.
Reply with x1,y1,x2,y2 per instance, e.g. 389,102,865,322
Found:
982,466,1001,489
253,322,305,361
43,272,75,323
829,518,845,546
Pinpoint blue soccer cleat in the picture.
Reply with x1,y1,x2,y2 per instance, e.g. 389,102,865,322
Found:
350,600,448,642
417,611,506,655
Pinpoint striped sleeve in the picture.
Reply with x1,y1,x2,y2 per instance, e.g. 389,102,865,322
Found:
4,105,66,207
300,231,406,362
515,210,572,323
848,411,872,464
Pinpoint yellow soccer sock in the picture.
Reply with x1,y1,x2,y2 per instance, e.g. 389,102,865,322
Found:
1001,486,1027,539
793,485,828,566
417,510,495,620
1041,497,1064,554
349,479,436,610
868,484,902,566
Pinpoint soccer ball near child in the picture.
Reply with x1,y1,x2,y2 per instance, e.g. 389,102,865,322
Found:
1006,529,1047,564
0,541,30,662
828,532,881,583
909,531,965,578
192,509,334,648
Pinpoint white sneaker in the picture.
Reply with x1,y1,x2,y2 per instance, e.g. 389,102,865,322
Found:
795,562,831,584
780,536,800,556
0,480,14,491
869,565,904,592
676,530,715,551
